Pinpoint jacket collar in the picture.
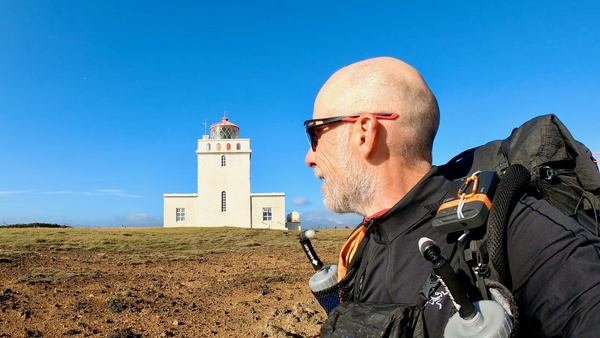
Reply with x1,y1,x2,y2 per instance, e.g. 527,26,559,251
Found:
369,166,452,241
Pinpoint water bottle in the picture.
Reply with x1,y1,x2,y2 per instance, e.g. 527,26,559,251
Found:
300,230,341,313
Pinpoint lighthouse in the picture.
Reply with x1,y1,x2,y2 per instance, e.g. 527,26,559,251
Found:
163,115,287,229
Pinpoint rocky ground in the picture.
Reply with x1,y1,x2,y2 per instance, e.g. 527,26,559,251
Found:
0,247,340,338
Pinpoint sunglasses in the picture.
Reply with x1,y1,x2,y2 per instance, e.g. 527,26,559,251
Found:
303,113,399,151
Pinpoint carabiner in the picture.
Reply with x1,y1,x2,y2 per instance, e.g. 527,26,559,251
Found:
593,152,599,164
457,172,480,199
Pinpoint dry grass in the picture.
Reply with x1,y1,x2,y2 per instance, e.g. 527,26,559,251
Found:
0,227,352,261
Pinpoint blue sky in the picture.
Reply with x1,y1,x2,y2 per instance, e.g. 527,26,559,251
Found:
1,1,598,228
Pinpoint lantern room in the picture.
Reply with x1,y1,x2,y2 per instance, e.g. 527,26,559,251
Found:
210,117,240,139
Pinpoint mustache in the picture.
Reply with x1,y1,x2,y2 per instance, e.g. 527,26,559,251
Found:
314,167,324,179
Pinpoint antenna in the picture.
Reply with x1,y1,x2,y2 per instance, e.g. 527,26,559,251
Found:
203,119,207,135
224,110,226,118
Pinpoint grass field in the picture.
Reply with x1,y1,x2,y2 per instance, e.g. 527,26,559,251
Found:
0,226,352,259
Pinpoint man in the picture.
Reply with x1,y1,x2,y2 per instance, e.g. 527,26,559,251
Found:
304,57,600,337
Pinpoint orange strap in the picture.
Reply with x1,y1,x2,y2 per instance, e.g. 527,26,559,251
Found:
337,225,367,282
338,208,390,282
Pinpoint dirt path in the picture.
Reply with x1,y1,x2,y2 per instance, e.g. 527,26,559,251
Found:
0,248,339,337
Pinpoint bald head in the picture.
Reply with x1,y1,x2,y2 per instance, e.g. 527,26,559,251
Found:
315,57,439,164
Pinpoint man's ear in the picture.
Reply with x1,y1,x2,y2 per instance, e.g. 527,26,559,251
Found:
353,114,378,159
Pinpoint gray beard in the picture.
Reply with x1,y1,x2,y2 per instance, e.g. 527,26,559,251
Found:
315,143,375,217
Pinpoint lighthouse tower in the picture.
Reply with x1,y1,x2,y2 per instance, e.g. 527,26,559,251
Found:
163,115,286,229
195,117,251,227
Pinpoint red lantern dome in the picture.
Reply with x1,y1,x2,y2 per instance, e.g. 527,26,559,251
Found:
210,116,240,139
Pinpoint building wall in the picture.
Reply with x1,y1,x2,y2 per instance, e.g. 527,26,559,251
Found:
250,194,286,229
195,139,252,227
163,134,287,229
163,194,198,227
286,222,301,231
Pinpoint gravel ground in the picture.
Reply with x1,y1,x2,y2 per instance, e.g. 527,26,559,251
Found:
0,248,339,337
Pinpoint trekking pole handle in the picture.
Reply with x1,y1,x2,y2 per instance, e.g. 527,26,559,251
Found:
300,230,324,271
419,237,476,320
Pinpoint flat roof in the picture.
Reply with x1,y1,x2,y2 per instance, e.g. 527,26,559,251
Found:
250,192,285,197
163,193,198,197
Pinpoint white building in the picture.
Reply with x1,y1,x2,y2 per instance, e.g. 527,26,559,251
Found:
163,116,287,229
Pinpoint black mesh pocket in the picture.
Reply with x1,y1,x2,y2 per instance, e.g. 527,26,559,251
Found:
312,284,341,314
312,268,356,314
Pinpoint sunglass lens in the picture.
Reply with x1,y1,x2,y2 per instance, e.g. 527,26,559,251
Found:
306,129,318,151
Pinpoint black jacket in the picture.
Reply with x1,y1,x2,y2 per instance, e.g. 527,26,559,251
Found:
353,166,600,337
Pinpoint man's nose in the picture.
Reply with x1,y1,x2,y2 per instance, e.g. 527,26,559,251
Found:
305,148,316,168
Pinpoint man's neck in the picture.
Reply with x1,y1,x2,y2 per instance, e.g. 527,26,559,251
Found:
363,161,431,216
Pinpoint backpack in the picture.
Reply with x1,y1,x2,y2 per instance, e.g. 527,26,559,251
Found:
321,114,599,338
440,114,600,234
437,114,600,337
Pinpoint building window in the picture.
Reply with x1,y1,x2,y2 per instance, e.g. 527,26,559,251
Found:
221,191,226,212
206,143,211,150
263,207,272,221
236,143,241,150
227,143,231,150
176,208,186,222
221,155,226,167
216,143,221,151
